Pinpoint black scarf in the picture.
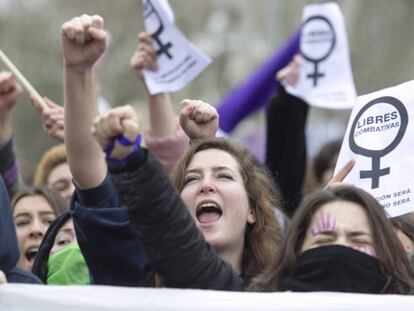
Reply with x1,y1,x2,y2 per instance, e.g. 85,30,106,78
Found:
281,245,389,293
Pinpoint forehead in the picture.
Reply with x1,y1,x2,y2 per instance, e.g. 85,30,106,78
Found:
57,219,75,233
47,162,72,184
311,201,371,231
13,195,54,216
188,149,240,172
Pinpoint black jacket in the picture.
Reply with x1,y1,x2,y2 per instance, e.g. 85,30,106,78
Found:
266,86,308,216
109,149,245,291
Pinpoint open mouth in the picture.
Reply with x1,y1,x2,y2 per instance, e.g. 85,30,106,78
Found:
25,246,39,264
196,200,223,224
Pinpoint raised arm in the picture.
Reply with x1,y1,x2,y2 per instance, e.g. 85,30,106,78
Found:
265,55,308,216
0,71,23,198
130,32,175,137
130,32,189,173
61,14,108,188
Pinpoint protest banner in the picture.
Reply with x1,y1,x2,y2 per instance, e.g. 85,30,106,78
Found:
335,81,414,217
286,2,356,109
142,0,211,95
1,284,413,310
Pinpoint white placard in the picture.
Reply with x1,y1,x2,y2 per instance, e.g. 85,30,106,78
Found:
142,0,211,95
286,2,356,109
334,81,414,217
1,284,414,311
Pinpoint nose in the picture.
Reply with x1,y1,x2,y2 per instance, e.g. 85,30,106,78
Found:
198,177,216,194
29,219,45,239
335,236,351,248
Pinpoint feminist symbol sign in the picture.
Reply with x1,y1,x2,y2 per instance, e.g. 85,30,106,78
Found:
300,15,336,87
143,0,173,59
349,96,408,189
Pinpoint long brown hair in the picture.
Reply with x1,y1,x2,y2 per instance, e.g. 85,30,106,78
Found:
12,186,68,217
250,185,414,293
171,138,282,282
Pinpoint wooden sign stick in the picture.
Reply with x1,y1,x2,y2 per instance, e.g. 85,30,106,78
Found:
0,48,48,111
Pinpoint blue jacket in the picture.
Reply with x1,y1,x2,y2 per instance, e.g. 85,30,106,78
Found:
70,176,152,286
0,177,41,284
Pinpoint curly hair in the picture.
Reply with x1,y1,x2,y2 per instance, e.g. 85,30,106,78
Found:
171,138,282,282
34,144,67,186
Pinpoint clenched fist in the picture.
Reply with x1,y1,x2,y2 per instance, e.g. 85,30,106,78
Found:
61,14,108,70
180,99,219,141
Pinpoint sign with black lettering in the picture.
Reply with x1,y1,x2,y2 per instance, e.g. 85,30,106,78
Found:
335,81,413,217
286,2,356,109
142,0,211,94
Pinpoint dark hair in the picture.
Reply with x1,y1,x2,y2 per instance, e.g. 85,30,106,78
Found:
391,213,414,248
250,185,414,293
11,186,68,217
32,212,72,282
171,138,282,282
312,139,342,184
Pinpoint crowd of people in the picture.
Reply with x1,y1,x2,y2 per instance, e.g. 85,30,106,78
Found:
0,13,414,299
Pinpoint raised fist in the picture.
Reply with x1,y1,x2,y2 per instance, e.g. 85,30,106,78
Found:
0,71,22,114
130,32,158,93
92,105,140,160
61,14,108,69
179,99,219,141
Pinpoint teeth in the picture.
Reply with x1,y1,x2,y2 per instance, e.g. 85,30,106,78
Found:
196,201,222,219
200,203,217,208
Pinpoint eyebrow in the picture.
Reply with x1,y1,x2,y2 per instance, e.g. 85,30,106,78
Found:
347,231,372,237
14,211,55,218
185,166,235,174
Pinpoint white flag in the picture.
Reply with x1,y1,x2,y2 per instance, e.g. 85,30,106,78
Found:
335,81,414,217
142,0,211,95
286,2,356,109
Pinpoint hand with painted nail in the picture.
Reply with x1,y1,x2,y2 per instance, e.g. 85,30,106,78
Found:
92,105,140,160
61,14,108,69
179,99,219,141
31,96,65,142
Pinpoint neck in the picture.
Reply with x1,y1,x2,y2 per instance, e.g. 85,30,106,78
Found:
215,242,244,275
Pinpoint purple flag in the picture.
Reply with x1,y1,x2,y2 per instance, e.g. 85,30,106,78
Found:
217,31,300,133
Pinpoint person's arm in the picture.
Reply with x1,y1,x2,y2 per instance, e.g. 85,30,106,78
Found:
130,32,176,137
92,106,244,291
61,14,107,189
131,32,189,173
60,15,152,286
0,71,23,198
70,175,152,286
265,56,308,217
